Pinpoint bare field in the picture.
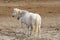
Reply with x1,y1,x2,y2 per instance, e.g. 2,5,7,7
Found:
0,1,60,40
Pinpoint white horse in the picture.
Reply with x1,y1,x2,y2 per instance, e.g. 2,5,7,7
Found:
12,8,41,36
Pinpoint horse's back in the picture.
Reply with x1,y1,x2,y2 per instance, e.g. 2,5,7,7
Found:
30,13,41,21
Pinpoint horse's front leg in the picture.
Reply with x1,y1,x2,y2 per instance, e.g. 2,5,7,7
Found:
19,18,22,28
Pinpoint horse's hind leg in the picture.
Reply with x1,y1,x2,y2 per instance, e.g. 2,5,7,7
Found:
27,25,31,37
31,24,35,36
38,22,41,37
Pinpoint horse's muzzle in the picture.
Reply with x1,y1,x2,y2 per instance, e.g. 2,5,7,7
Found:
12,15,14,17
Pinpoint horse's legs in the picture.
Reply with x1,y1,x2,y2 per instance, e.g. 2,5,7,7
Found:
38,25,40,36
28,25,30,36
19,18,22,28
27,25,31,37
38,22,41,37
31,24,35,36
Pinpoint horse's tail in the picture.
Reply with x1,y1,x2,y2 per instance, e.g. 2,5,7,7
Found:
35,15,38,34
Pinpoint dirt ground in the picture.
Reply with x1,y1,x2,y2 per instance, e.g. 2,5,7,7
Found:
0,0,60,40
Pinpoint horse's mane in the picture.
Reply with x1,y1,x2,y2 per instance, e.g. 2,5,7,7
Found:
20,10,29,14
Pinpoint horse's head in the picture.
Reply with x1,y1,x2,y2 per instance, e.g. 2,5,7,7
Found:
12,8,29,20
12,8,20,17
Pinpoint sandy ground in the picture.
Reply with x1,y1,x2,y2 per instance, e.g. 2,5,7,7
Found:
0,1,60,40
